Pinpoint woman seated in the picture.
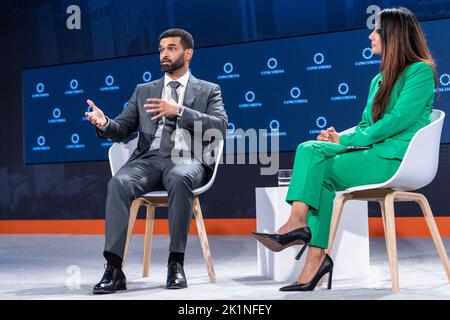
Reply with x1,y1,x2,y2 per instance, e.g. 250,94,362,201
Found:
252,7,437,291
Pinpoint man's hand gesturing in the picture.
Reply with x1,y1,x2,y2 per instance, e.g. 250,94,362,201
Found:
144,98,181,121
85,99,108,128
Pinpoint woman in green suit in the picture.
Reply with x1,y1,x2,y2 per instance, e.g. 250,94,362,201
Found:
252,7,437,291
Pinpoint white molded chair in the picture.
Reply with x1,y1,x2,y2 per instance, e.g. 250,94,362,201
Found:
327,109,450,292
108,138,224,283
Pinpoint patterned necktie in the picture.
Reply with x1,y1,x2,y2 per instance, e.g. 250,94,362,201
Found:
159,81,181,157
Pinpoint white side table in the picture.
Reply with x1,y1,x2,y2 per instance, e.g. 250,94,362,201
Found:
255,187,369,282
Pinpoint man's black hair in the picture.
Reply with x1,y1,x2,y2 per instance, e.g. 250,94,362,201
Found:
159,28,194,49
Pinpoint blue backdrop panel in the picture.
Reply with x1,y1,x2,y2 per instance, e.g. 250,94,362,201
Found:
22,18,450,164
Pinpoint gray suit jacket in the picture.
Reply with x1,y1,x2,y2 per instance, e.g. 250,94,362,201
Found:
97,74,228,173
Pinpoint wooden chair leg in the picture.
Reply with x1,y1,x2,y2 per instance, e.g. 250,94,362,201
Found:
142,205,155,278
378,201,387,235
193,197,216,283
383,193,400,293
122,198,143,269
378,200,391,255
326,194,348,256
414,193,450,282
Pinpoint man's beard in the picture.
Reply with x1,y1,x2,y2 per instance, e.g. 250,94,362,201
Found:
160,55,185,74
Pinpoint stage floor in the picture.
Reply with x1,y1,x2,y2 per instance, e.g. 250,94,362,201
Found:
0,235,449,300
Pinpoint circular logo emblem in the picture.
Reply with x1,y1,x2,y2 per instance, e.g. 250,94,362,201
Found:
269,120,280,131
267,58,278,70
223,63,233,74
52,108,61,119
36,83,45,93
142,71,152,82
338,83,349,95
37,136,46,146
316,116,327,129
362,48,373,60
70,79,78,90
313,53,325,65
290,87,301,99
245,91,255,103
71,133,80,144
227,122,235,134
440,73,450,87
105,75,114,86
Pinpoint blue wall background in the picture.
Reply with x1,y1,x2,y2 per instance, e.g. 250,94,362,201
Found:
1,0,450,220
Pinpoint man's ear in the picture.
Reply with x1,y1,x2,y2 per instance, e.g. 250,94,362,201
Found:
185,48,193,62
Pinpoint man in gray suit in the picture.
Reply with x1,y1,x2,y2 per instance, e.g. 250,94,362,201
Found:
85,29,228,294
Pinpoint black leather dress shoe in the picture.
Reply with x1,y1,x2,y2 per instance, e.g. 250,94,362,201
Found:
93,264,127,294
166,261,188,289
251,226,312,252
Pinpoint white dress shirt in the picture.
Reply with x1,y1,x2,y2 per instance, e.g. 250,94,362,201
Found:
149,71,190,151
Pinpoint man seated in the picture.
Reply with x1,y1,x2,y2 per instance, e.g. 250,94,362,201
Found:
85,28,228,294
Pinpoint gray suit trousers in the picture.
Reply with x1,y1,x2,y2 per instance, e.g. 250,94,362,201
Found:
104,149,207,258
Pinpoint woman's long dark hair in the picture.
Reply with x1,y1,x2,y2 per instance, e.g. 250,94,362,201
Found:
372,7,435,122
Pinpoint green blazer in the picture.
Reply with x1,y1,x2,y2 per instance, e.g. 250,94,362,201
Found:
340,61,435,160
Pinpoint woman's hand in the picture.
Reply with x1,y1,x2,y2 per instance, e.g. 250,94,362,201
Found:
317,127,340,144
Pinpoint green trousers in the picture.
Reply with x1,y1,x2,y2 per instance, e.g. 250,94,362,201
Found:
286,141,401,249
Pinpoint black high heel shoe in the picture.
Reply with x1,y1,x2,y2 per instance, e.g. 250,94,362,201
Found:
279,253,333,292
251,226,312,252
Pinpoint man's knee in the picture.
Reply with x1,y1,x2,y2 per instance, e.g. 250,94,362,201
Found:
166,171,193,193
107,175,130,195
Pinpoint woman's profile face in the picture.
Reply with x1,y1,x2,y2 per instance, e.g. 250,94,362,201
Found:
369,28,382,55
369,15,382,55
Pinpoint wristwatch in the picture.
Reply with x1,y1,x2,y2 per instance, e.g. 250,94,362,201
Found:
176,106,184,117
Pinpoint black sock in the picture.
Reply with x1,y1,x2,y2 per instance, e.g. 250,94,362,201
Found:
103,251,123,270
168,251,184,266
